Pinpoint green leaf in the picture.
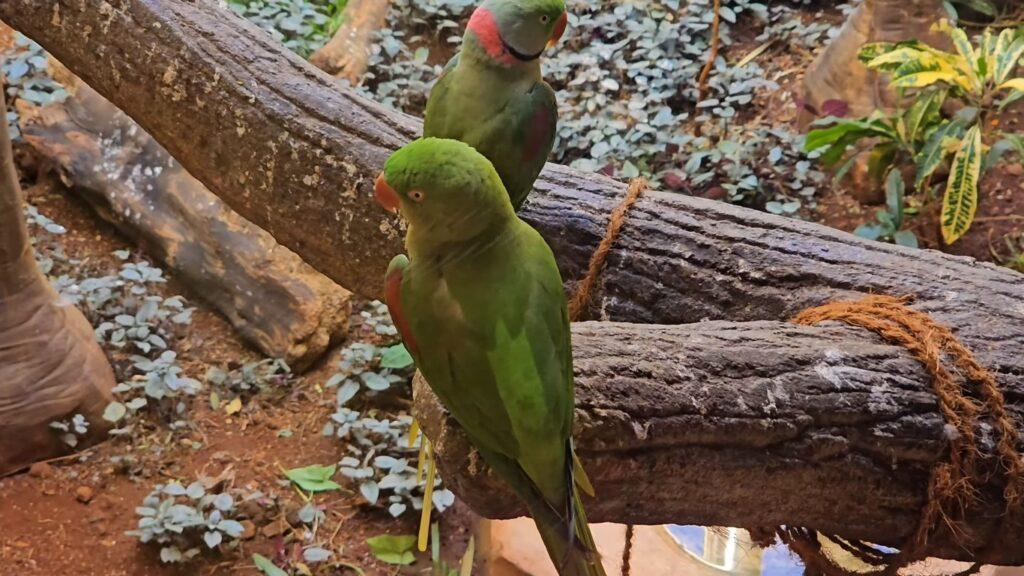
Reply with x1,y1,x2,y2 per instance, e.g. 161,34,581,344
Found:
914,119,966,190
904,88,946,143
379,344,414,370
284,464,343,492
948,25,982,92
366,534,416,566
103,401,127,423
854,223,885,241
252,554,289,576
867,143,898,182
885,169,906,230
894,230,920,248
941,124,982,244
995,36,1024,85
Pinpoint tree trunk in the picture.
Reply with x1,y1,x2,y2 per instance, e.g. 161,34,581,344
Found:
308,0,391,84
4,0,1024,561
0,81,116,476
800,0,948,127
21,80,352,371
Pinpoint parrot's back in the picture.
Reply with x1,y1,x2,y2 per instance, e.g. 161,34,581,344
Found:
423,57,557,211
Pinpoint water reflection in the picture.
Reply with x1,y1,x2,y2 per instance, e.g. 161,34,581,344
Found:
665,525,804,576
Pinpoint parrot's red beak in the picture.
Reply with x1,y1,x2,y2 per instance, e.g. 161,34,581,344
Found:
548,12,568,48
374,173,400,214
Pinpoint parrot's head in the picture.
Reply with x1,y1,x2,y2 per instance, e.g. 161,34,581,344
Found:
467,0,568,65
375,138,516,245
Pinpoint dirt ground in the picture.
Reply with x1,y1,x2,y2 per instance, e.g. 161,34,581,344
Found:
0,172,476,575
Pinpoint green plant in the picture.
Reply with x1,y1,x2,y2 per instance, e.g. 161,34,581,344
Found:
283,464,343,493
127,480,248,562
992,231,1024,272
205,358,293,398
49,413,89,447
366,534,416,566
807,22,1024,244
228,0,341,57
854,170,920,247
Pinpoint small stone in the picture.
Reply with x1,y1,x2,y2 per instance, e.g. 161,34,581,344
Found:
28,462,54,478
261,517,288,538
75,486,95,503
240,520,256,540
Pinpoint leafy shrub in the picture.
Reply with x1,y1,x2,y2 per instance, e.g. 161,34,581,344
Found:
854,170,920,247
228,0,347,57
127,480,249,563
206,358,294,398
807,22,1024,244
360,0,842,211
49,414,89,447
323,304,452,518
26,208,200,431
2,34,68,138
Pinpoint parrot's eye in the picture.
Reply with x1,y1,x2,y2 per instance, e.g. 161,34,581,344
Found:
540,14,550,23
408,190,426,203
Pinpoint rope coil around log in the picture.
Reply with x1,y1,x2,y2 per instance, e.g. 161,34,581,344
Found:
779,295,1024,576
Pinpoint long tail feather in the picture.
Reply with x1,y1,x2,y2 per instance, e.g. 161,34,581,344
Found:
525,484,606,576
523,443,606,576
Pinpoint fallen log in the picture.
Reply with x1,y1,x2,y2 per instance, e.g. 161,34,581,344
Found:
309,0,391,84
20,81,351,371
5,0,1024,562
0,80,115,476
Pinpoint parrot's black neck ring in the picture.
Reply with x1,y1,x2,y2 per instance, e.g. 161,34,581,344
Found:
501,39,543,62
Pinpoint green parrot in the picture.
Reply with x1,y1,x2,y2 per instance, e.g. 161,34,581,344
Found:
423,0,568,211
375,138,605,576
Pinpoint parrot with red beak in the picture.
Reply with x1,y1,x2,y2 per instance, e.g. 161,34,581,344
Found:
423,0,568,211
374,138,606,576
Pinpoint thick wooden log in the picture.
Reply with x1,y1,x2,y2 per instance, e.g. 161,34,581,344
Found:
0,80,115,476
5,0,1024,562
415,321,1024,564
21,82,351,370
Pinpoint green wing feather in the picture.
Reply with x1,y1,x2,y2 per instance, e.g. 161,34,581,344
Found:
423,63,557,210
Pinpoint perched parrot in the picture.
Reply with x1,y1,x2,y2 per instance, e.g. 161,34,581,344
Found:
375,138,605,576
423,0,568,211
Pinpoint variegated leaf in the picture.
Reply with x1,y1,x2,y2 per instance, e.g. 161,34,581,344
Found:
915,119,965,190
948,26,982,92
941,125,982,244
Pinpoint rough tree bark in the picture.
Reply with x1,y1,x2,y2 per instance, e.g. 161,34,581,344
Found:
21,81,351,371
309,0,392,84
0,82,116,476
4,0,1024,562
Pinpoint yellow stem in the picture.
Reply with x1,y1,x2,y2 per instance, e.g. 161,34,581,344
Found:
418,442,437,552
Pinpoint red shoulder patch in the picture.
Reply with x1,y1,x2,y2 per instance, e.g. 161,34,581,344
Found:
384,267,419,355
